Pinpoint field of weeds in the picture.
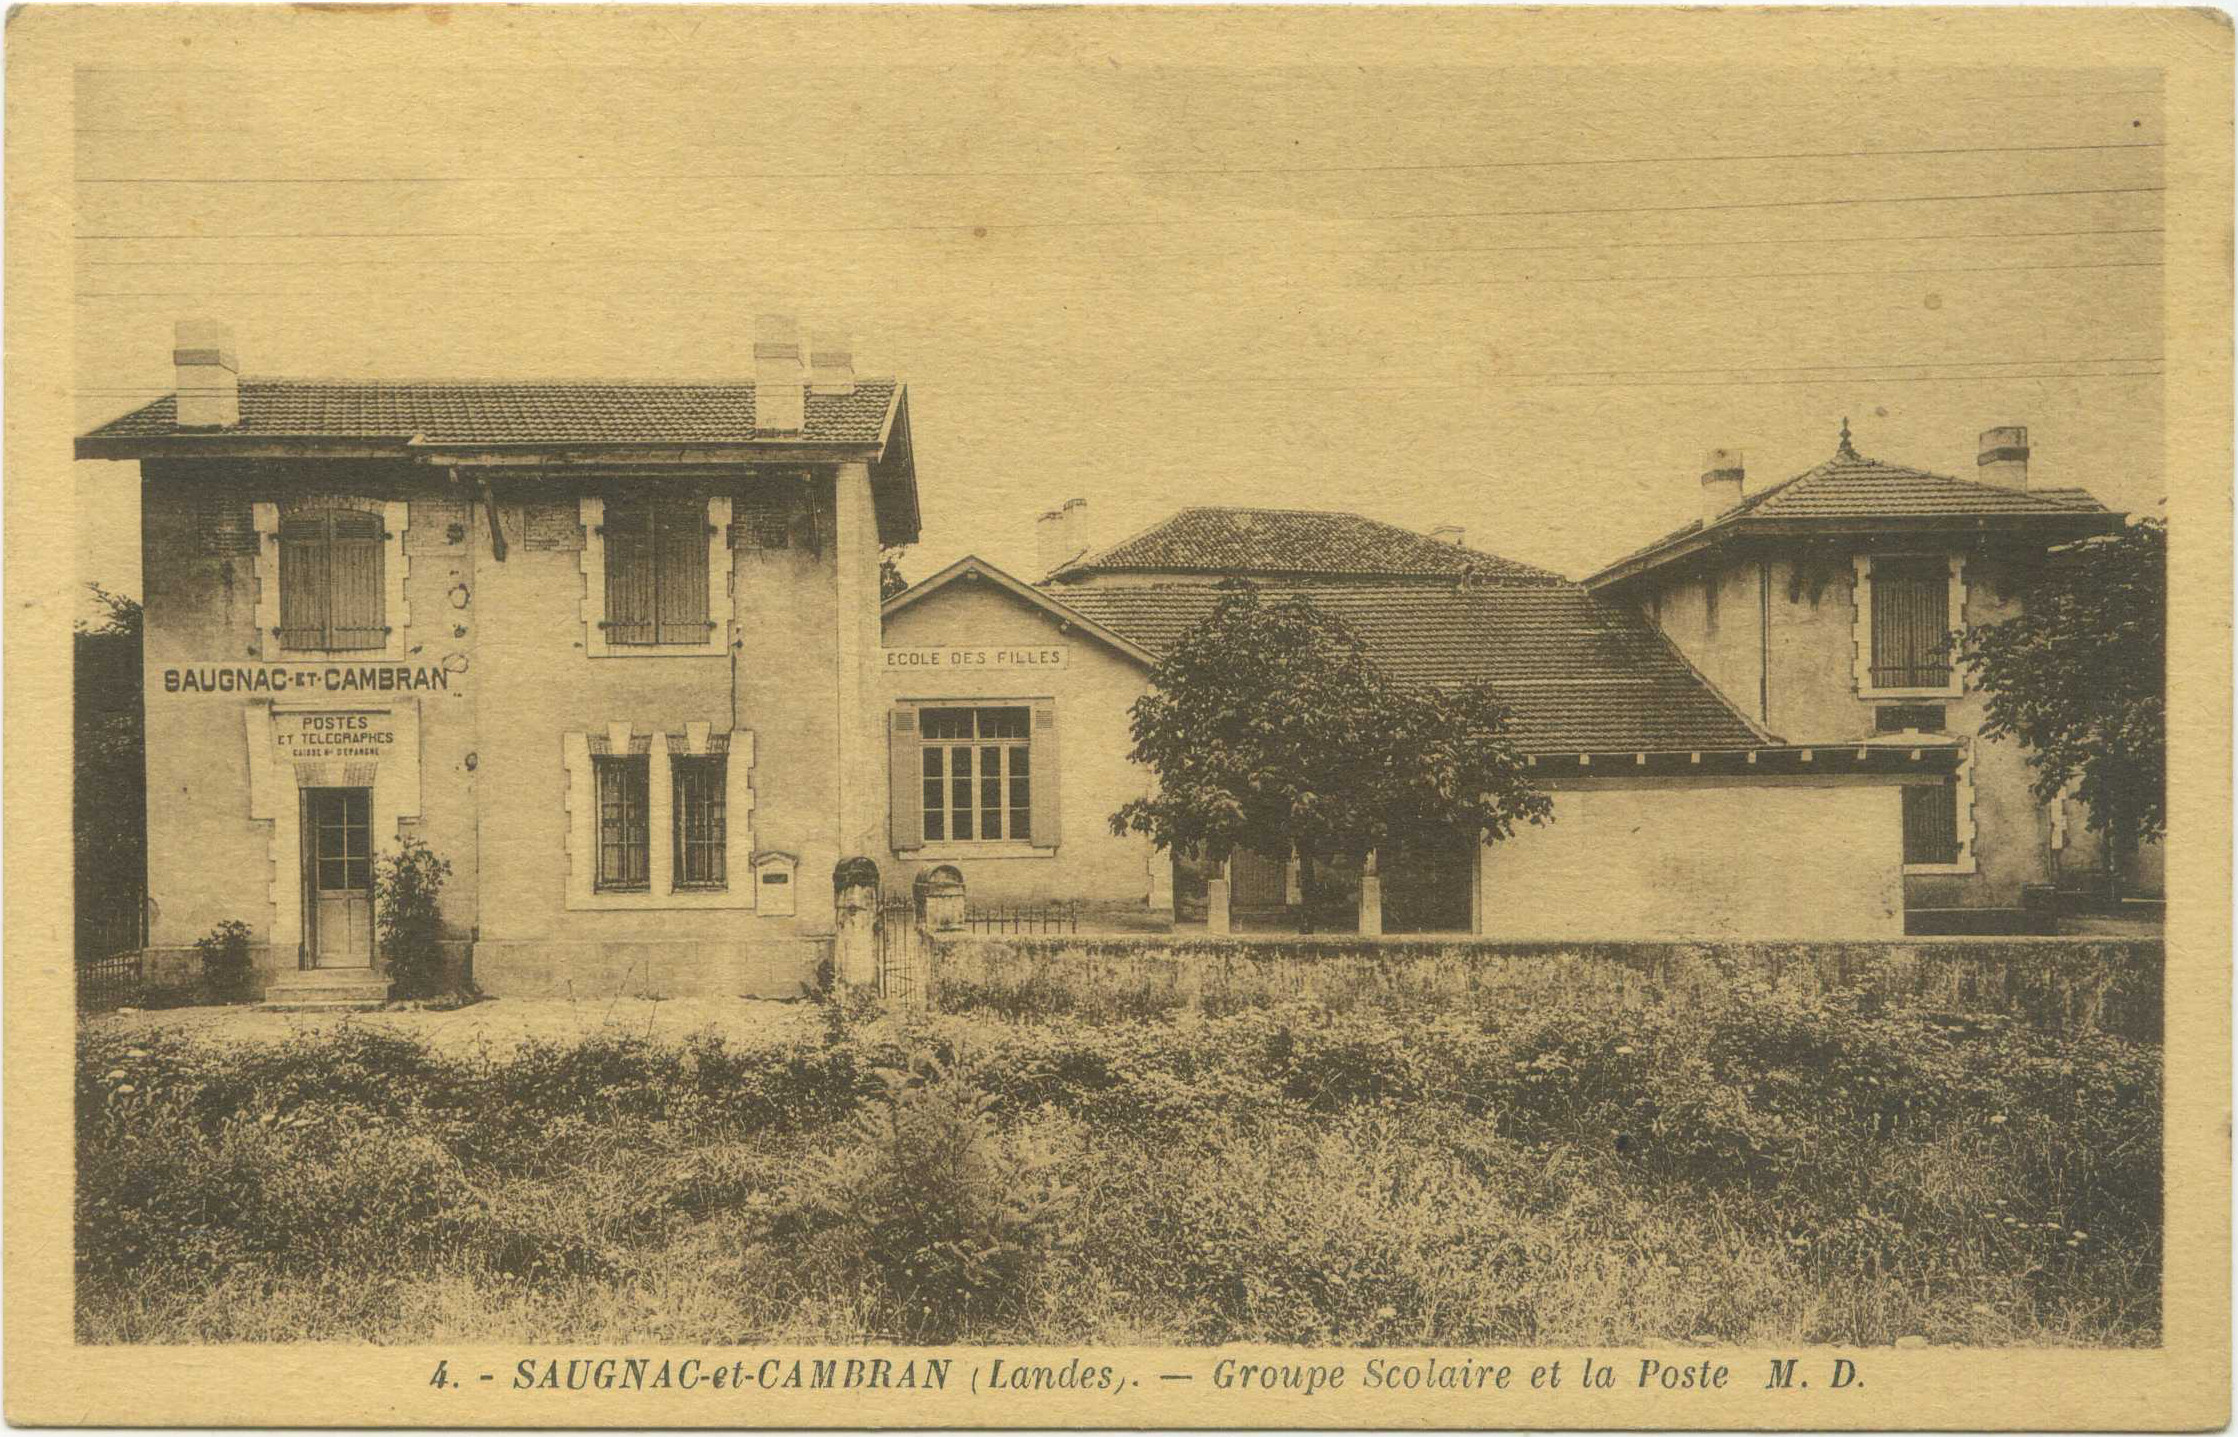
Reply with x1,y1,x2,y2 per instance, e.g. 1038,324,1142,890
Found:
77,970,2161,1347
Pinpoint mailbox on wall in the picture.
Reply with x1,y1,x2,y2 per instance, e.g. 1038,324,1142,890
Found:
752,851,799,917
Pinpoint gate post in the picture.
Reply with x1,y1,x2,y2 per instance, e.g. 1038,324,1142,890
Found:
1207,855,1233,936
1358,848,1384,937
832,857,881,987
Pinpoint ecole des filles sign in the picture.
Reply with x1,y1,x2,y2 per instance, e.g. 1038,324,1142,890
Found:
881,645,1067,671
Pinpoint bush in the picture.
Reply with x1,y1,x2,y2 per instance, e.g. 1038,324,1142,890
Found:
766,1048,1075,1341
193,920,255,1003
374,838,452,999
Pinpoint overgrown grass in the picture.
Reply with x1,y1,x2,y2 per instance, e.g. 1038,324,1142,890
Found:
78,975,2160,1346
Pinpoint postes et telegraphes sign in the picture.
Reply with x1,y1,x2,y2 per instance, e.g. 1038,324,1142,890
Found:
151,662,458,696
880,646,1068,671
272,711,400,760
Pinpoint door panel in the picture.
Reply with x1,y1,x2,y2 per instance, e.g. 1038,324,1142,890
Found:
307,787,374,968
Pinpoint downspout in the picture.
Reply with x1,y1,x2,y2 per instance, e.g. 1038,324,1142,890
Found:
1758,559,1771,726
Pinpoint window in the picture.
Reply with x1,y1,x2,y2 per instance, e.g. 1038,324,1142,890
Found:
1902,780,1961,865
602,502,713,646
277,510,386,651
672,756,727,887
312,788,370,892
920,706,1032,843
1875,704,1947,733
595,755,650,891
1869,556,1953,689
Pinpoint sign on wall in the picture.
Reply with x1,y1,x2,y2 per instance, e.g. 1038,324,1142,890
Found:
151,661,458,697
272,711,400,761
881,645,1068,672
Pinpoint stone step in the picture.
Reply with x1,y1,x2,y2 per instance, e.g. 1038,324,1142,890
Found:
262,970,390,1011
259,997,388,1014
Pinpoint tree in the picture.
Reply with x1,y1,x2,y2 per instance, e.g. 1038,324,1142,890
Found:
880,552,910,602
75,584,147,958
1955,517,2165,889
1110,581,1550,930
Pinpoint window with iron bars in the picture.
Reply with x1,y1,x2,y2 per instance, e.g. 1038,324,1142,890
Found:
672,756,727,888
920,706,1031,843
1902,779,1961,865
594,755,650,891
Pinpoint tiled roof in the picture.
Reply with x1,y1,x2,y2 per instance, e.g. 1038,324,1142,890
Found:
1058,506,1566,584
1045,581,1766,754
80,378,901,448
1590,433,2116,584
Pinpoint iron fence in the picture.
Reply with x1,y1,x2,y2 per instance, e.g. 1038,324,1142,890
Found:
76,887,152,1012
963,899,1081,936
875,896,931,1015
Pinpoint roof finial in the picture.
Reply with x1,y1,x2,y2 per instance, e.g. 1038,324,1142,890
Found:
1836,416,1858,460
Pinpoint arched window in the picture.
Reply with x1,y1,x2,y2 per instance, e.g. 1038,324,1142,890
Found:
277,509,387,652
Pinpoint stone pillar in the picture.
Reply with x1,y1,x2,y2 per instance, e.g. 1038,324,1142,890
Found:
832,857,880,987
915,864,966,933
1148,849,1176,920
1358,849,1384,937
1207,857,1232,936
833,460,882,859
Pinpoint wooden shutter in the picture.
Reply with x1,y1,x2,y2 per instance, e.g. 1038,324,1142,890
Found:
1029,700,1059,850
1871,558,1950,688
327,511,386,651
602,508,657,646
277,518,331,650
654,505,711,645
1902,781,1959,864
889,708,924,851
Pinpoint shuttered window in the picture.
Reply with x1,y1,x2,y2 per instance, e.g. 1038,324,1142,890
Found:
672,756,727,888
1902,780,1961,865
595,755,651,890
1869,557,1952,689
277,510,386,651
603,503,712,646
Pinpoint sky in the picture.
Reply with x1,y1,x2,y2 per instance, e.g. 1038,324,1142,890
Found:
70,43,2165,608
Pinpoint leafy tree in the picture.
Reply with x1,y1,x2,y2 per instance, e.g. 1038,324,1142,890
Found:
879,551,910,602
1956,517,2165,887
75,584,146,960
374,838,454,999
1110,581,1550,930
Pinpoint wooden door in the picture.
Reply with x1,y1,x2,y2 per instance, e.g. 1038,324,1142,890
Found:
305,787,374,968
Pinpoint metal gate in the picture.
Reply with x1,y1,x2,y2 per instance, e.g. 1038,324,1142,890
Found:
875,894,932,1014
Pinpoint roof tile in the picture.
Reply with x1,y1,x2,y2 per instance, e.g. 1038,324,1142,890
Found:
81,378,900,447
1060,506,1566,584
1045,580,1765,754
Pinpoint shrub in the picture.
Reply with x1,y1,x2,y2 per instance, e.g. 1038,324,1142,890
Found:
374,838,452,999
192,919,255,1002
768,1048,1075,1341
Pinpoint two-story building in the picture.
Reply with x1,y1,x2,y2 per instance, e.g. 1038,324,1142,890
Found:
78,316,918,1002
1583,422,2146,927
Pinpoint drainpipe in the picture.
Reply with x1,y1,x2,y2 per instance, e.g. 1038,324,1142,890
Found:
1758,559,1771,726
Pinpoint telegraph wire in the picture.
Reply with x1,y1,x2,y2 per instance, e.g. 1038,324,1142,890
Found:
72,140,2165,185
71,183,2168,243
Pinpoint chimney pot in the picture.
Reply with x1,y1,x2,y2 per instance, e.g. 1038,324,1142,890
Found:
753,313,806,435
1978,425,2030,489
1431,524,1466,546
1037,497,1089,577
809,329,855,396
173,318,240,429
1699,446,1745,526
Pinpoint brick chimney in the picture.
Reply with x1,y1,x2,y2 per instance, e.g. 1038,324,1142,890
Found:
1978,425,2029,490
809,329,855,396
1431,524,1466,546
753,313,806,435
173,319,239,429
1700,447,1744,526
1037,497,1088,576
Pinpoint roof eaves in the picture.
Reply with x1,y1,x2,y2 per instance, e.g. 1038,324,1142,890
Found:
884,554,1159,668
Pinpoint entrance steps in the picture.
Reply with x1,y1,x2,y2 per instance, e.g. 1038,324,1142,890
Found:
261,968,390,1012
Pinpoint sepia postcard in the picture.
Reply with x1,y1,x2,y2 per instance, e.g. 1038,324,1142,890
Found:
5,3,2230,1429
